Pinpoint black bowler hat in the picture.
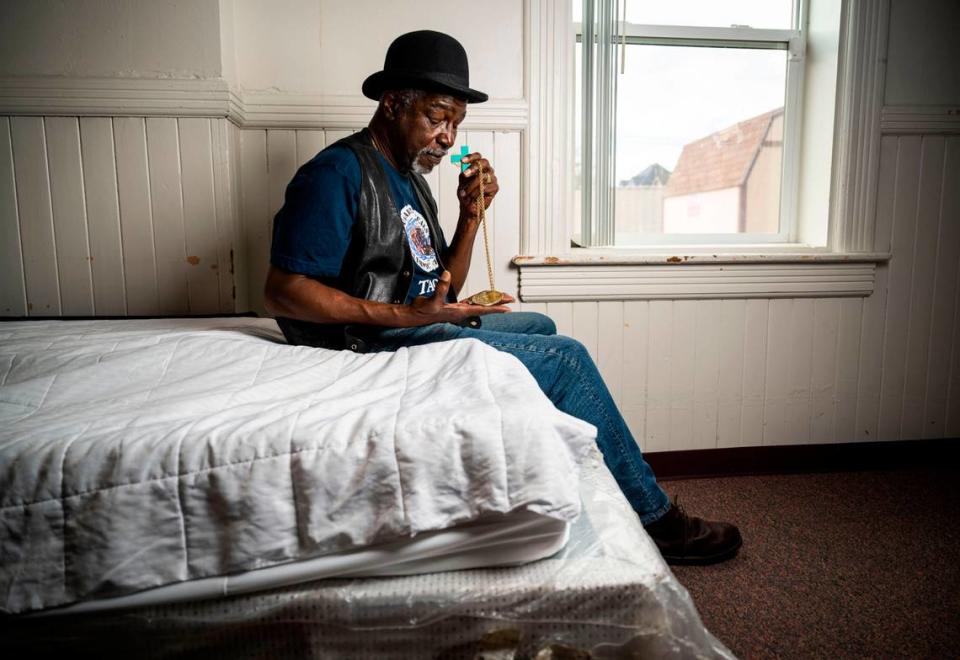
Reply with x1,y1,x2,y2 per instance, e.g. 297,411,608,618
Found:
362,30,488,104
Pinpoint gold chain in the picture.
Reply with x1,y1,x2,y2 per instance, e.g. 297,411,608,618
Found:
475,164,495,292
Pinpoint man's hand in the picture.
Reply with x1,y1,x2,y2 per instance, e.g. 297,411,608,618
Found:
457,153,499,220
410,271,510,323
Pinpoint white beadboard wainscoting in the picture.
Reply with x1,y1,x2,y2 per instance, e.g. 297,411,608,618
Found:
1,119,958,451
0,116,240,316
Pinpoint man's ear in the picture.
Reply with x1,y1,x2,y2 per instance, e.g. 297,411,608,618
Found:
380,91,401,121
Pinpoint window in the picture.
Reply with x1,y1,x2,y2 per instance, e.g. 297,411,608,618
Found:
575,0,806,246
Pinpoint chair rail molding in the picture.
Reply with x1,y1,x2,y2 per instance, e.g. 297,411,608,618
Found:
0,77,528,131
879,105,960,135
0,76,241,119
234,93,527,130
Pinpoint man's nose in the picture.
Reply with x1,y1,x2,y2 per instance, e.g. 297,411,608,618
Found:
437,124,455,149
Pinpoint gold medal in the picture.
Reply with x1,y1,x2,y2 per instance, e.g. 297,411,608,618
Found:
468,290,504,306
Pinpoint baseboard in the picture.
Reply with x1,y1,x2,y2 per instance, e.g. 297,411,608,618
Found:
645,439,957,480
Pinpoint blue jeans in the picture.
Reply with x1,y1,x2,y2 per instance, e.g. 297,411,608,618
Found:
366,312,671,524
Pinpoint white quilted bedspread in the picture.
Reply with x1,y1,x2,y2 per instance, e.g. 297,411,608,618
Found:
0,318,596,614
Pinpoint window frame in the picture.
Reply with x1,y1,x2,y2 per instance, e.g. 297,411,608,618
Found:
518,0,891,303
575,0,808,247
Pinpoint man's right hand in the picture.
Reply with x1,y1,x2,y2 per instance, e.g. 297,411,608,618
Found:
408,271,510,325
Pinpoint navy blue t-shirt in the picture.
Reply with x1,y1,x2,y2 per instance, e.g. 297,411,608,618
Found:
270,144,449,304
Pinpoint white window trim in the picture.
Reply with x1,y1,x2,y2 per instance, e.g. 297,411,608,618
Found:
517,259,882,301
829,0,890,252
518,0,891,301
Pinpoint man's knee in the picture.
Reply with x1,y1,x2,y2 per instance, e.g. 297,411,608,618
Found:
525,312,557,336
479,311,557,335
544,334,591,363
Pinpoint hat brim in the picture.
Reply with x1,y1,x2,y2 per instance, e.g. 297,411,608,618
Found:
362,71,488,103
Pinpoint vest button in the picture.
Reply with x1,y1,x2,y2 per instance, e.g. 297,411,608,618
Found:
402,270,410,277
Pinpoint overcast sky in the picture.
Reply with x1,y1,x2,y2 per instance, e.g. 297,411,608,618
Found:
574,0,795,181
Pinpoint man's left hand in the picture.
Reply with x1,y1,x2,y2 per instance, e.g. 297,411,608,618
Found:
457,153,499,220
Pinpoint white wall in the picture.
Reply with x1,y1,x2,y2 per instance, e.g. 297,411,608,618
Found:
219,0,237,85
0,0,223,80
230,0,324,93
884,0,960,105
230,0,523,98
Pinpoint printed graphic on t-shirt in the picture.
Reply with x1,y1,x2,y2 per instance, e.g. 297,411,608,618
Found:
400,205,438,272
417,278,437,296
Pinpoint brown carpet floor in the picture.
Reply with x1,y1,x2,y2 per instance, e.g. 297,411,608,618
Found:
660,467,960,659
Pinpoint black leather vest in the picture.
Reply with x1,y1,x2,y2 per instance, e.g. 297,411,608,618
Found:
276,128,451,351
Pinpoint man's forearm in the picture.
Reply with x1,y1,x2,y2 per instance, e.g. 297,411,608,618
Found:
264,265,505,329
443,214,480,296
265,270,415,327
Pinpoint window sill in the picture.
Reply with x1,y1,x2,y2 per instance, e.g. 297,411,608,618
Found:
512,248,891,301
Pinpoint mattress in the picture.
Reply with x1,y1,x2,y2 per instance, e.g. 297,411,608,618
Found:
1,447,735,659
0,317,734,657
44,507,571,615
0,317,595,614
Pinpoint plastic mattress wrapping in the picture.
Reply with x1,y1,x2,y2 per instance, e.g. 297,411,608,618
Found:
2,447,735,660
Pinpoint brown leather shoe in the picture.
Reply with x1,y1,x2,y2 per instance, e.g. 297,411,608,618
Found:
643,499,742,565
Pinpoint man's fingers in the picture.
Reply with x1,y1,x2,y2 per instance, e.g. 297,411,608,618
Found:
433,270,451,298
458,154,497,199
411,271,450,312
461,153,482,175
448,302,510,314
463,175,498,191
465,163,493,179
460,176,499,200
457,154,499,214
461,154,492,178
472,305,510,315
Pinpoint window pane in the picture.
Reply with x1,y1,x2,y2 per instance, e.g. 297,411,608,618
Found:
614,45,786,242
573,0,794,30
627,0,793,29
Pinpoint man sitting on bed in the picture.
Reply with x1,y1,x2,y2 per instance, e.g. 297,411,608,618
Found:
264,30,741,565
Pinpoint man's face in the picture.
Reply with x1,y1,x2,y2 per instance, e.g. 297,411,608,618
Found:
388,92,467,174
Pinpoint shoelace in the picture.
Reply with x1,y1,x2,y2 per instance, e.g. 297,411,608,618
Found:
673,494,693,552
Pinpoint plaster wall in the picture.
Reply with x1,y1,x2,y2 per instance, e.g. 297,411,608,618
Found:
884,0,960,105
231,0,524,99
0,0,223,80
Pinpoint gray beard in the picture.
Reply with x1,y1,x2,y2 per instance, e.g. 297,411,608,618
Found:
411,159,431,175
412,147,447,175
